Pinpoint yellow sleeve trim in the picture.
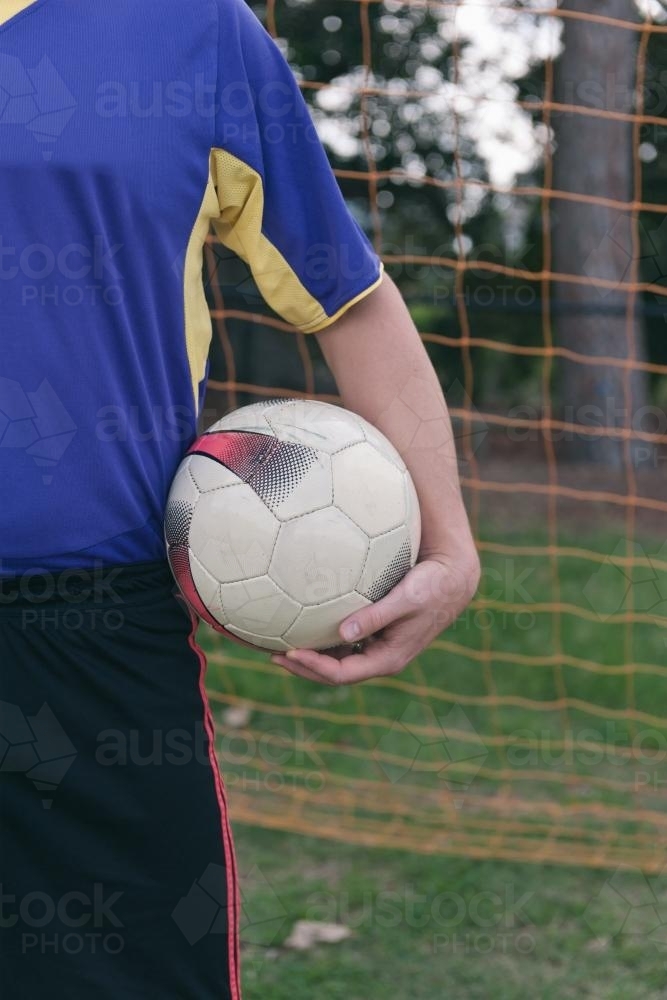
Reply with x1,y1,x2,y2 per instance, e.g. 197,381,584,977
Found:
299,265,385,333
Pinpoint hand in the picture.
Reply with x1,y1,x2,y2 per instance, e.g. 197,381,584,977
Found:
270,551,480,685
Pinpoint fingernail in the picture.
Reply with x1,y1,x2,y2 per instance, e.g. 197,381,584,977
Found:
341,620,361,642
286,649,301,660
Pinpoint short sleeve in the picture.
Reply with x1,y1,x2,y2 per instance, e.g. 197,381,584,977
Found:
211,0,383,333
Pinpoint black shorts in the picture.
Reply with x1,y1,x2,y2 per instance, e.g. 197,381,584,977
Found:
0,561,240,999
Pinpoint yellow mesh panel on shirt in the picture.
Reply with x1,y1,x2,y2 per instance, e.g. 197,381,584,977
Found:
209,147,329,333
0,0,39,25
183,165,219,411
183,147,383,408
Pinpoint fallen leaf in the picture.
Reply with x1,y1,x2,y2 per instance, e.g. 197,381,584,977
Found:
284,920,353,951
221,705,253,729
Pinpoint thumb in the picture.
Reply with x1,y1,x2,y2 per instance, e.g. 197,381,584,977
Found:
339,578,412,643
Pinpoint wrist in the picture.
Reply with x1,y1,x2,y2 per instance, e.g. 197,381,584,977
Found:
419,529,481,599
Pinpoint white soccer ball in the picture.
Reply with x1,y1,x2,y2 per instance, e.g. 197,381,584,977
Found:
165,399,421,651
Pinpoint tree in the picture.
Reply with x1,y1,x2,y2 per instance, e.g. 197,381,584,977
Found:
552,0,648,466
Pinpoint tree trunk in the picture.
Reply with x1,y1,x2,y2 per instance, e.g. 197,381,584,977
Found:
552,0,648,467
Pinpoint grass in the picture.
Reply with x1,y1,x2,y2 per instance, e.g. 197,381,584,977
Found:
203,527,667,996
203,528,667,813
233,824,667,1000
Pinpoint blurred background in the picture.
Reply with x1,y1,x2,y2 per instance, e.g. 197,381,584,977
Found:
201,1,667,996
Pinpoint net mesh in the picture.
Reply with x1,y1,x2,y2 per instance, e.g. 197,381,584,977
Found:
203,0,667,872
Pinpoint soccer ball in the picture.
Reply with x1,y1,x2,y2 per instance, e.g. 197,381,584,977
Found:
165,399,421,651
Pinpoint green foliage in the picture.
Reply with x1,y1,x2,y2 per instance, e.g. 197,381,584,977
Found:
242,2,667,404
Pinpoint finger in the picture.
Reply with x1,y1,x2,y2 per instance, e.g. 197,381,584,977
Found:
317,638,375,661
270,653,331,685
270,636,377,681
282,637,413,685
339,573,416,644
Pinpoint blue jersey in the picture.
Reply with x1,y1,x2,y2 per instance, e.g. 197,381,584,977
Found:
0,0,381,575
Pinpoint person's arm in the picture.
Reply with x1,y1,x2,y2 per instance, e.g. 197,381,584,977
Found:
210,0,478,684
270,273,481,685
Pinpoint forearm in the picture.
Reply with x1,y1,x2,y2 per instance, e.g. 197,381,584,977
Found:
316,274,479,588
271,273,480,677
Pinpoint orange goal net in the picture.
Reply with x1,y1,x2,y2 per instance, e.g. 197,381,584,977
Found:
202,0,667,873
